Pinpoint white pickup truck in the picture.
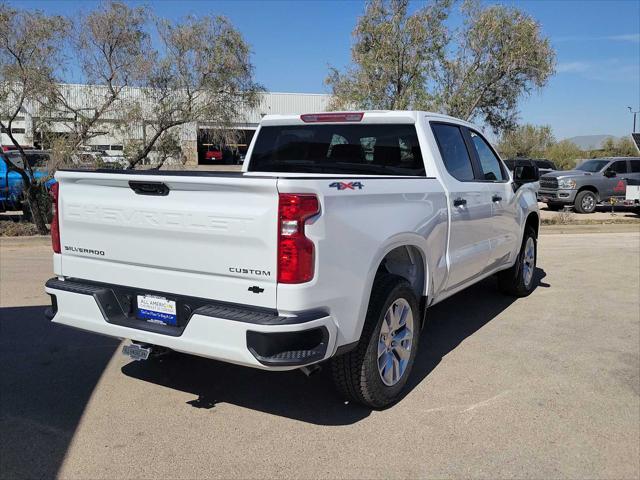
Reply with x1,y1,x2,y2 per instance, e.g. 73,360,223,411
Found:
45,111,540,408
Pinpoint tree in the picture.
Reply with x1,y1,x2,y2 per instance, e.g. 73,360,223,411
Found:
496,124,555,159
326,0,449,110
326,0,556,132
49,1,152,165
595,136,637,157
4,0,261,181
124,15,262,169
545,140,584,170
0,4,69,233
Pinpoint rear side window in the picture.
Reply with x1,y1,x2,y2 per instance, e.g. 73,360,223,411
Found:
249,124,425,176
631,160,640,173
431,123,475,181
469,131,506,181
611,160,629,174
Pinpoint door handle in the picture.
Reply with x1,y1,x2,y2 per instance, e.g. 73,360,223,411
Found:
453,197,467,207
128,181,170,196
492,195,502,202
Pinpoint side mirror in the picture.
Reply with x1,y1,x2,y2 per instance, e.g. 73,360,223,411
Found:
603,169,616,178
513,164,539,184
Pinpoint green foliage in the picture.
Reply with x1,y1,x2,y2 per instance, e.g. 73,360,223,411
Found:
326,0,556,132
497,124,555,159
594,137,638,158
544,140,584,170
326,0,449,110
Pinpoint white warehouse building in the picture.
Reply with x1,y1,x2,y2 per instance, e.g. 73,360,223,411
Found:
1,83,332,166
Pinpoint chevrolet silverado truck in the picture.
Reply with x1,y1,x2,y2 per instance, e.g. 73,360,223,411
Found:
45,111,540,408
538,157,640,213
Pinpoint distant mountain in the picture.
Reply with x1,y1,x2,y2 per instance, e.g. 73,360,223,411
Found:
564,134,616,150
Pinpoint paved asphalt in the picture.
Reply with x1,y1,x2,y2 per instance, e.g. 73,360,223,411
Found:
1,231,638,479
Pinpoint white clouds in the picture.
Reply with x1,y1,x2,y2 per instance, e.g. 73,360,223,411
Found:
554,33,640,43
557,61,590,73
556,58,639,81
605,33,640,43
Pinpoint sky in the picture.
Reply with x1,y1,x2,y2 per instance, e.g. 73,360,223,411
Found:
12,0,640,140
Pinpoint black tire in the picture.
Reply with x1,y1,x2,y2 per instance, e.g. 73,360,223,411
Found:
498,227,537,297
331,274,420,409
546,202,564,211
574,190,597,214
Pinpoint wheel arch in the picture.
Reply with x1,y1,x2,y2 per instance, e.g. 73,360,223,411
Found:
525,211,539,238
352,235,431,346
577,184,599,199
375,244,427,301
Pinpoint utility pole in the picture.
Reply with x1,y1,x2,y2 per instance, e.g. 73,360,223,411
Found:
628,106,639,133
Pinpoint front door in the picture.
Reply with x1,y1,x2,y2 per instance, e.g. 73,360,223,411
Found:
467,130,519,269
430,122,493,291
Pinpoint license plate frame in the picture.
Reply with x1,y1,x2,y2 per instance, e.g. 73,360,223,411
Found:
136,294,178,326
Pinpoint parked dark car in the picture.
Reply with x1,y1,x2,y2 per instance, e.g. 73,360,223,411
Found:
505,158,557,176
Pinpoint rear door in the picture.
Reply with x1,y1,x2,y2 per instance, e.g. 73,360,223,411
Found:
430,122,493,291
56,171,279,308
627,159,640,185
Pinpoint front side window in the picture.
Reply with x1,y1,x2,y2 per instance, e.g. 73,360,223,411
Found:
249,124,425,176
469,131,506,181
630,160,640,173
431,123,475,181
576,160,609,172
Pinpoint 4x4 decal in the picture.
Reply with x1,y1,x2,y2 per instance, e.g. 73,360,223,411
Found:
329,181,364,190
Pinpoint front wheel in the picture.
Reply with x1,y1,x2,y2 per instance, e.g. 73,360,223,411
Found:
331,274,420,409
574,190,597,214
498,227,537,297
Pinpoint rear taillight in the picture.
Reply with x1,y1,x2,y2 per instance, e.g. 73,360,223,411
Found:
278,193,320,284
50,182,60,253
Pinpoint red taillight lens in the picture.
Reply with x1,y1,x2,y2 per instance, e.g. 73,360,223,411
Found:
278,194,320,284
300,112,364,123
50,182,60,253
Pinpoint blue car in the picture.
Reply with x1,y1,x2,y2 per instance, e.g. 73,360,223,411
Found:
0,150,55,213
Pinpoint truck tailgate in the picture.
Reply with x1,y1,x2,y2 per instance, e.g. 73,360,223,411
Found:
55,171,278,308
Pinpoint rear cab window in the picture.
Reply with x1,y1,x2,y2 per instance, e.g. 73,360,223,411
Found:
248,124,425,176
430,123,475,181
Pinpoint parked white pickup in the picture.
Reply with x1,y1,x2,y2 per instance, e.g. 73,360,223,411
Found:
45,111,540,407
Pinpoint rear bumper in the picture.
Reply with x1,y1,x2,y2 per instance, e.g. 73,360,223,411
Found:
45,278,337,370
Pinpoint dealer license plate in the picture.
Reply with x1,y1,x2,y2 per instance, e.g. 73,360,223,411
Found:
136,295,177,326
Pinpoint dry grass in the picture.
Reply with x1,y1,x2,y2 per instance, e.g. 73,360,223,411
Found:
0,220,45,237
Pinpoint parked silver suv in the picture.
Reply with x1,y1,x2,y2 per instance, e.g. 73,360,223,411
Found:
538,157,640,213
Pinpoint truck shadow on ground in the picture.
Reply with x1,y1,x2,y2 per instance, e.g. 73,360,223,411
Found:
122,268,548,426
0,305,120,480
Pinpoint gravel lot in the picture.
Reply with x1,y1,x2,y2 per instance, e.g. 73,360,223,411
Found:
1,230,638,479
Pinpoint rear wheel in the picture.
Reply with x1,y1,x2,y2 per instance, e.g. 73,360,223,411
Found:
498,227,537,297
574,190,597,214
331,274,420,409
